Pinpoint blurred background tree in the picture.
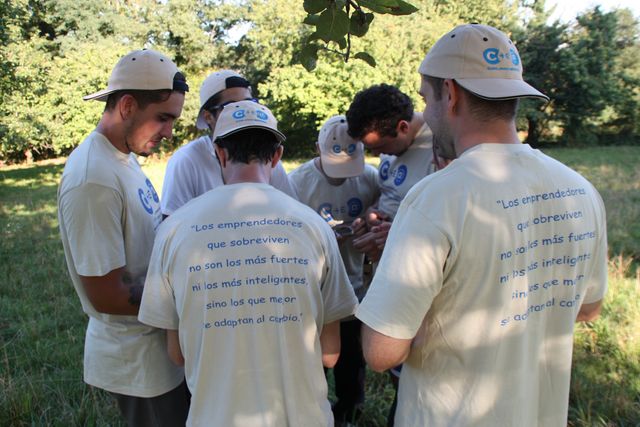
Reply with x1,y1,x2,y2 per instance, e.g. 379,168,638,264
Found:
0,0,638,163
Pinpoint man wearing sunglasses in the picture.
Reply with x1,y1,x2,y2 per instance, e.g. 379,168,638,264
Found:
161,70,297,218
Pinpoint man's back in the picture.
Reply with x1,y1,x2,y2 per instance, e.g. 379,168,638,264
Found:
359,144,607,426
140,183,357,426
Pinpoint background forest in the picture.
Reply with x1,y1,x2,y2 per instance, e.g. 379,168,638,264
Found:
0,0,639,163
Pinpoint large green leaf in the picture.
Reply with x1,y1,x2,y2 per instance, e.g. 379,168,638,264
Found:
299,43,319,71
303,14,321,26
349,11,374,37
316,6,350,43
303,0,329,14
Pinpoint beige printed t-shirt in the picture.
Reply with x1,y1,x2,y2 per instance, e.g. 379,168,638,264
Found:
58,132,183,397
357,143,607,427
289,159,379,291
377,123,435,218
139,183,358,427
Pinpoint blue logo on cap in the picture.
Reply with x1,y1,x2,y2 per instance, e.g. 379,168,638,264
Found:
379,160,390,181
509,48,520,65
256,110,268,121
483,47,520,68
394,165,407,186
332,144,342,154
347,198,363,217
232,110,245,119
483,48,500,65
346,143,356,155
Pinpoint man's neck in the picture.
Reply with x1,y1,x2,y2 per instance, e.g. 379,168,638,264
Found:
455,119,521,156
96,115,129,154
223,162,272,185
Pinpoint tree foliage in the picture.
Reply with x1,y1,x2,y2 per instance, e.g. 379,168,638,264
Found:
516,3,640,146
0,0,638,163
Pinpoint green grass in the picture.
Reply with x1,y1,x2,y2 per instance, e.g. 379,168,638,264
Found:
1,147,639,426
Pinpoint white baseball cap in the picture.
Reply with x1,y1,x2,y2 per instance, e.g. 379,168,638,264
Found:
83,49,187,101
196,70,252,130
318,115,365,178
212,101,285,143
419,24,548,101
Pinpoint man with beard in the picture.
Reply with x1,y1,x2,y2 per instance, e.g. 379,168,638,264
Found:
357,24,607,427
58,49,190,426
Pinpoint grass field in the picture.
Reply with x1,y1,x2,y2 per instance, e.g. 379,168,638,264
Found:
1,147,639,426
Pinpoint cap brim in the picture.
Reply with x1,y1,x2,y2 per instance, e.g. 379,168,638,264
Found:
456,78,549,101
320,151,365,178
83,88,116,102
215,126,286,143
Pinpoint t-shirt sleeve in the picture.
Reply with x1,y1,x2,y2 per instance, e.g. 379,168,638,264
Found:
319,223,358,323
271,161,298,200
582,192,608,304
161,153,196,216
138,223,179,330
356,203,450,339
59,183,125,276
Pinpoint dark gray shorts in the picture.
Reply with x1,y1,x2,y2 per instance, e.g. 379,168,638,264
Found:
110,380,190,427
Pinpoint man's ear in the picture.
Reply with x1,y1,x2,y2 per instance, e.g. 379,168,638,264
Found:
271,145,284,168
118,94,137,121
443,79,460,115
396,119,410,136
214,144,227,168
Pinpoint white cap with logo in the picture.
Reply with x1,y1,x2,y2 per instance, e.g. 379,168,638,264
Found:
196,70,252,130
83,49,186,101
318,115,365,178
212,100,286,143
419,24,548,101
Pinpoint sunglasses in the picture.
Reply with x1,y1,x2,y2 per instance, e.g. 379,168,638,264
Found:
207,98,259,115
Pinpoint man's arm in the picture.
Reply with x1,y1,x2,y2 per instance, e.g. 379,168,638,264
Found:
361,324,412,372
166,329,184,366
320,320,341,368
577,299,603,322
79,267,143,315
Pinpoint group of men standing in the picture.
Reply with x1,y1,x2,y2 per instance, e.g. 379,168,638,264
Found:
58,23,607,427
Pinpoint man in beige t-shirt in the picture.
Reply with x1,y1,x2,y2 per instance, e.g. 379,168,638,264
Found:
139,102,358,426
346,84,436,262
357,24,607,427
58,50,190,426
289,115,380,424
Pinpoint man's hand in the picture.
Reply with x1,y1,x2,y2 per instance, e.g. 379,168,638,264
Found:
352,221,392,261
364,208,390,228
